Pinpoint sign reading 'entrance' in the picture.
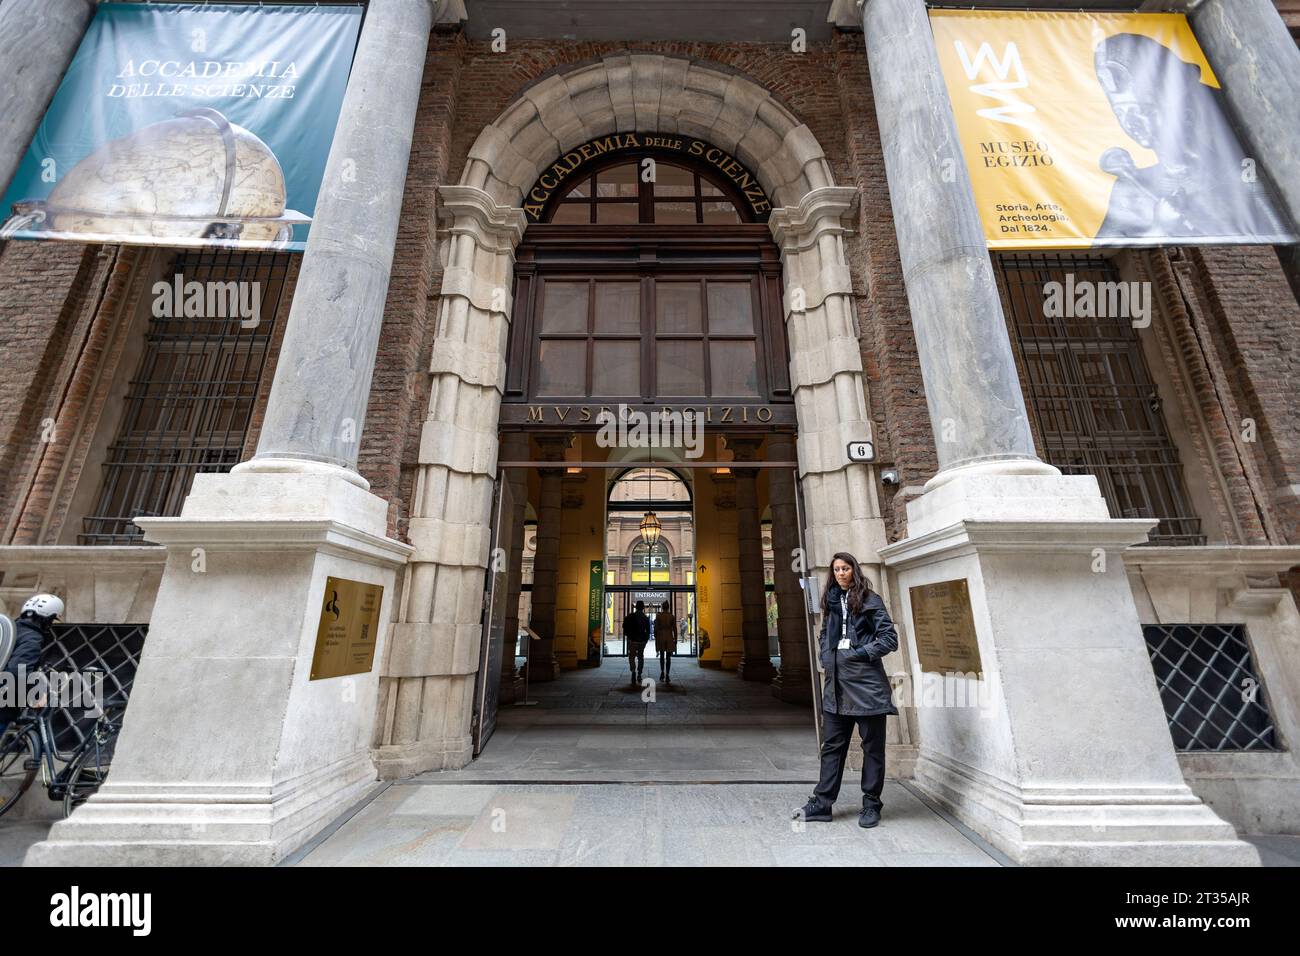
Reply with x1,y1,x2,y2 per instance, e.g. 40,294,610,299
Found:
908,578,982,675
523,132,772,222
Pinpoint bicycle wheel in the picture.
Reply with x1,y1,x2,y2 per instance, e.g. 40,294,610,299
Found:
0,728,38,818
60,711,121,818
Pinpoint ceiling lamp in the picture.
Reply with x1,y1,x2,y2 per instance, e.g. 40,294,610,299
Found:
639,509,662,547
639,467,660,546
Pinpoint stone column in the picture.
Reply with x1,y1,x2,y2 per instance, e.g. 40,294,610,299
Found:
0,0,95,198
1165,0,1300,228
497,434,529,705
732,439,777,682
767,436,810,703
863,0,1256,865
26,0,434,867
526,436,568,682
861,0,1058,490
709,473,742,670
377,187,525,776
769,187,887,579
1159,0,1300,294
238,0,437,482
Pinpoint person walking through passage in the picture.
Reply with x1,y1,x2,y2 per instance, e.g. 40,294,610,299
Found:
622,600,650,687
793,553,898,829
654,601,676,684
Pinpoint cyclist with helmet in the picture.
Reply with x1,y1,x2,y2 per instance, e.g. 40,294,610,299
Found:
0,593,64,738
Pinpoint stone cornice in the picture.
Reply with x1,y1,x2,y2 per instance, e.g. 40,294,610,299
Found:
134,518,413,568
1122,545,1300,577
437,184,529,251
768,185,859,250
0,545,167,569
880,518,1157,569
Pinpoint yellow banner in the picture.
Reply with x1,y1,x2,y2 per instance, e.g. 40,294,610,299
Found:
929,10,1295,249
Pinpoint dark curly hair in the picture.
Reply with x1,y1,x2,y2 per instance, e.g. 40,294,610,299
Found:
820,552,872,616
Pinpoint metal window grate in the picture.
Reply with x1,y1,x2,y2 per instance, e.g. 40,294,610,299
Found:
39,623,147,754
80,249,294,544
1143,623,1277,752
997,253,1205,545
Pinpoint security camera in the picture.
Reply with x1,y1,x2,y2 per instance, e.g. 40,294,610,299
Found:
880,469,900,486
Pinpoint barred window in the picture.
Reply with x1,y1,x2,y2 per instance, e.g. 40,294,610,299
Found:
79,250,294,545
1143,624,1277,751
996,253,1204,545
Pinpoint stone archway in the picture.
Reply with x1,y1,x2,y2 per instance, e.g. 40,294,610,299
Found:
374,54,897,777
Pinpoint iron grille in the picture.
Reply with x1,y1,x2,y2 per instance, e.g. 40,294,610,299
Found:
997,253,1205,545
1143,623,1277,751
39,623,147,754
80,249,294,544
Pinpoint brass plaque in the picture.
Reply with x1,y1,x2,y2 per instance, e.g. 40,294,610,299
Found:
908,578,982,675
310,577,384,681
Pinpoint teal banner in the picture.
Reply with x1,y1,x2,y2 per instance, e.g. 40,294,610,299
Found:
1,2,362,252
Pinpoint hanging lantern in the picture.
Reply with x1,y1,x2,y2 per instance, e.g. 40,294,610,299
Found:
638,466,661,547
639,510,662,547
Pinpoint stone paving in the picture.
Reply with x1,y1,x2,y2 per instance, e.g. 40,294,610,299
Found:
294,659,1005,866
291,661,1300,867
293,780,1001,867
4,660,1296,866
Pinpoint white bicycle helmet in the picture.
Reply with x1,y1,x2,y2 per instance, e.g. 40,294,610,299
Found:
20,593,64,620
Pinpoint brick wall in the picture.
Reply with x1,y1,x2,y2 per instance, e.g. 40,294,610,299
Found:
1189,246,1300,544
831,33,937,542
1,27,1297,565
0,241,113,543
358,31,466,541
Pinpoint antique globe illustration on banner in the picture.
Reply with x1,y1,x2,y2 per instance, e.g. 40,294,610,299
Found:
1,107,309,248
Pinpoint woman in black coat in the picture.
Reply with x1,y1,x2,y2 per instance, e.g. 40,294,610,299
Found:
793,552,898,828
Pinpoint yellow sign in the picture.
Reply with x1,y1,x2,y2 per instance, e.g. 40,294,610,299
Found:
930,10,1295,249
908,579,982,675
310,576,384,681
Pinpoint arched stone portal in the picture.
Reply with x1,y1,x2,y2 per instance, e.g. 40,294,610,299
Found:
374,55,898,777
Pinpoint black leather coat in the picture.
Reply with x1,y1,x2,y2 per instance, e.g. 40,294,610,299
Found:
819,584,899,716
4,614,48,674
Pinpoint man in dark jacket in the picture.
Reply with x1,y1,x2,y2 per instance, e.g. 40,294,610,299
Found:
0,594,63,738
795,555,899,829
622,600,650,686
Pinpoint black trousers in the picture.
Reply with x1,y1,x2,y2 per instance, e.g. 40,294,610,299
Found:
658,650,672,677
628,642,646,678
813,711,887,811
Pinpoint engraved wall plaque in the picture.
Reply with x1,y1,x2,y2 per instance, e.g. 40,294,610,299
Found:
908,578,982,674
310,576,384,681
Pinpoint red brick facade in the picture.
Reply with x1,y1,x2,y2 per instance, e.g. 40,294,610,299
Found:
1,29,1297,582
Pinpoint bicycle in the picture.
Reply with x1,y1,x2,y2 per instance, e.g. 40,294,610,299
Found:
0,667,126,819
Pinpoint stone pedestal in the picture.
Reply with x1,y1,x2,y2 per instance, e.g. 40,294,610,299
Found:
880,474,1258,865
25,472,411,866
